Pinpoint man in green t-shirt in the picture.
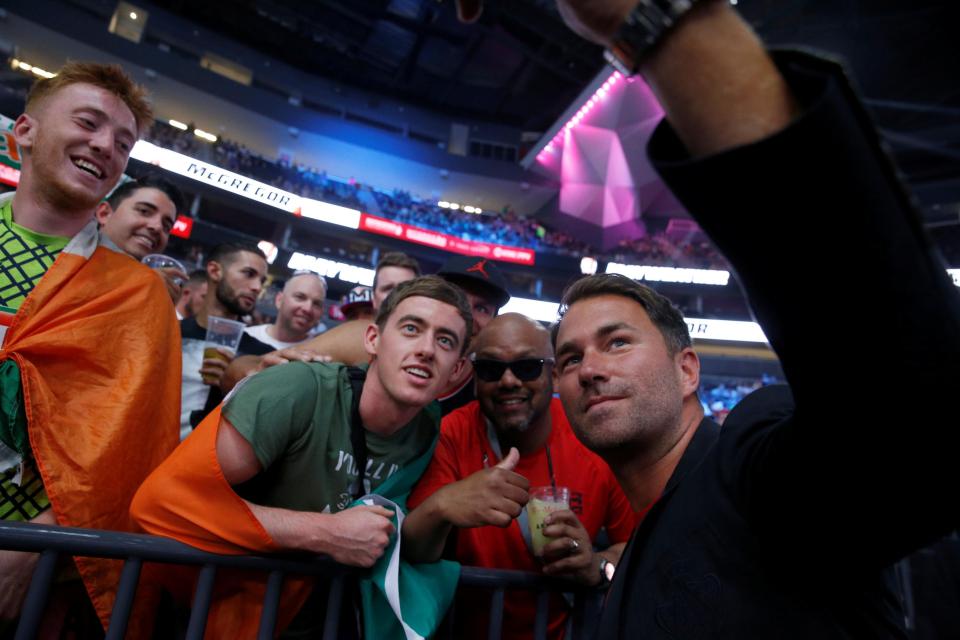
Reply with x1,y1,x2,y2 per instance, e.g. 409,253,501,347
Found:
134,275,473,569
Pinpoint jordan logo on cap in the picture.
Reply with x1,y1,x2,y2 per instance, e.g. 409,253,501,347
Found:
466,259,490,279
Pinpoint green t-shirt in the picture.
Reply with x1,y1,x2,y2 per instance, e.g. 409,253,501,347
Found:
0,199,70,311
223,361,438,514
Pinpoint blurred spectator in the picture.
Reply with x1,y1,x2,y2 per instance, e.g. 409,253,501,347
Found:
340,285,374,322
176,269,209,320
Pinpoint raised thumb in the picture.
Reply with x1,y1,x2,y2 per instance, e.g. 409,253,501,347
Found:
495,447,520,471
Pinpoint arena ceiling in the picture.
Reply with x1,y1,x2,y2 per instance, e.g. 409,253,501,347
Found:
148,0,958,215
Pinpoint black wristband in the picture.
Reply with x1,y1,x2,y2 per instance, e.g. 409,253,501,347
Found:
604,0,702,75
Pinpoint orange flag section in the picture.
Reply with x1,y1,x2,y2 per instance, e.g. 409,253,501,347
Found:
0,246,181,636
132,407,314,638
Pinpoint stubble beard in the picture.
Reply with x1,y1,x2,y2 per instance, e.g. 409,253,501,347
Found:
569,374,683,468
216,279,250,317
33,143,102,215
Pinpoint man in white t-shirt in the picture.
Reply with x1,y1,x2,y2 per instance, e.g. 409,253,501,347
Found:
244,271,327,350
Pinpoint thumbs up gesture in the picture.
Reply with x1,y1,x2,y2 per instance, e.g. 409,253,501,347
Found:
495,446,521,471
435,447,530,529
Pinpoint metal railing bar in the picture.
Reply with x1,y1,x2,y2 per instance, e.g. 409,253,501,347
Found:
0,523,586,592
256,569,284,640
105,557,143,640
533,590,550,640
487,588,504,640
185,563,218,640
459,566,582,592
0,522,601,639
14,548,59,640
321,575,344,640
0,522,351,577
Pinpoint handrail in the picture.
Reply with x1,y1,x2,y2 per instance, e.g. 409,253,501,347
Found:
0,521,603,638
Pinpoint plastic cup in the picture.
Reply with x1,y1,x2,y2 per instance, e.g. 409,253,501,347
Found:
203,316,246,384
142,254,188,286
526,486,570,557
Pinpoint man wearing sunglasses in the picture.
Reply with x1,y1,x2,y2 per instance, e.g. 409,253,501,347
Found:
404,313,636,640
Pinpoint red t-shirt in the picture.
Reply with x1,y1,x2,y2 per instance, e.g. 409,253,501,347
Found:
408,399,638,640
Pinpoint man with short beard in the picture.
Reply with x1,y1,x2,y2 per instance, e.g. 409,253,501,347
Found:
547,0,960,636
404,313,635,640
179,242,272,439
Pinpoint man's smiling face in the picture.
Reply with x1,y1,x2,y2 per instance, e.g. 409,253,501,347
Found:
366,295,468,410
17,82,137,212
96,186,177,259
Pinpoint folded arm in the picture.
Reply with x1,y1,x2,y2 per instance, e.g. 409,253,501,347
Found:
215,419,395,567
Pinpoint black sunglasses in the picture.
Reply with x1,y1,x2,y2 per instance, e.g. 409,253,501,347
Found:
471,356,555,382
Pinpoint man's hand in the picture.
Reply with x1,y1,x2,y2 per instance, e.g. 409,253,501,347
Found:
540,509,600,586
156,267,188,305
0,510,57,620
256,348,331,373
200,347,234,387
314,505,396,568
435,447,529,528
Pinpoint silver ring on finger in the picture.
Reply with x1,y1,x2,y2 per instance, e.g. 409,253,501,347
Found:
569,538,580,552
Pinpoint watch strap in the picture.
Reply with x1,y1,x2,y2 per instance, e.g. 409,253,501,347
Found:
604,0,701,75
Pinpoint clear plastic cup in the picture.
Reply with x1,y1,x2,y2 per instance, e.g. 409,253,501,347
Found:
526,486,570,557
142,254,188,286
203,316,246,384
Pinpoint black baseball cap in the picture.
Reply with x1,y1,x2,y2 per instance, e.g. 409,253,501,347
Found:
436,256,511,309
340,285,373,315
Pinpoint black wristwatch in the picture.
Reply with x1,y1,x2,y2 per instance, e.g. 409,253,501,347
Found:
604,0,703,75
598,557,616,588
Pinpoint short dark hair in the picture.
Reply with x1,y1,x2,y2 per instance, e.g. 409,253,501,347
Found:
106,175,187,215
373,252,421,290
26,61,153,135
186,269,207,286
207,242,267,270
375,275,473,355
554,274,692,355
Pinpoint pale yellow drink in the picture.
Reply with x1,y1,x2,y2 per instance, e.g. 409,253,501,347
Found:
201,346,234,384
527,486,570,557
202,316,245,383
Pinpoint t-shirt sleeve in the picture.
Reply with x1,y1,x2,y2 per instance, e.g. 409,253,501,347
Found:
222,362,318,470
602,467,639,544
241,333,275,356
408,413,466,509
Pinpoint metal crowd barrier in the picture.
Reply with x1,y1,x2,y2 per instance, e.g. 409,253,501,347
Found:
0,521,603,639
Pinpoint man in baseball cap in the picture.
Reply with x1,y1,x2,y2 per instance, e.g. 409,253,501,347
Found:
340,285,374,322
436,255,511,414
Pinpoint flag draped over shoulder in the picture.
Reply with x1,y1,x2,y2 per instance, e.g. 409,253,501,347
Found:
0,212,181,635
132,404,460,639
